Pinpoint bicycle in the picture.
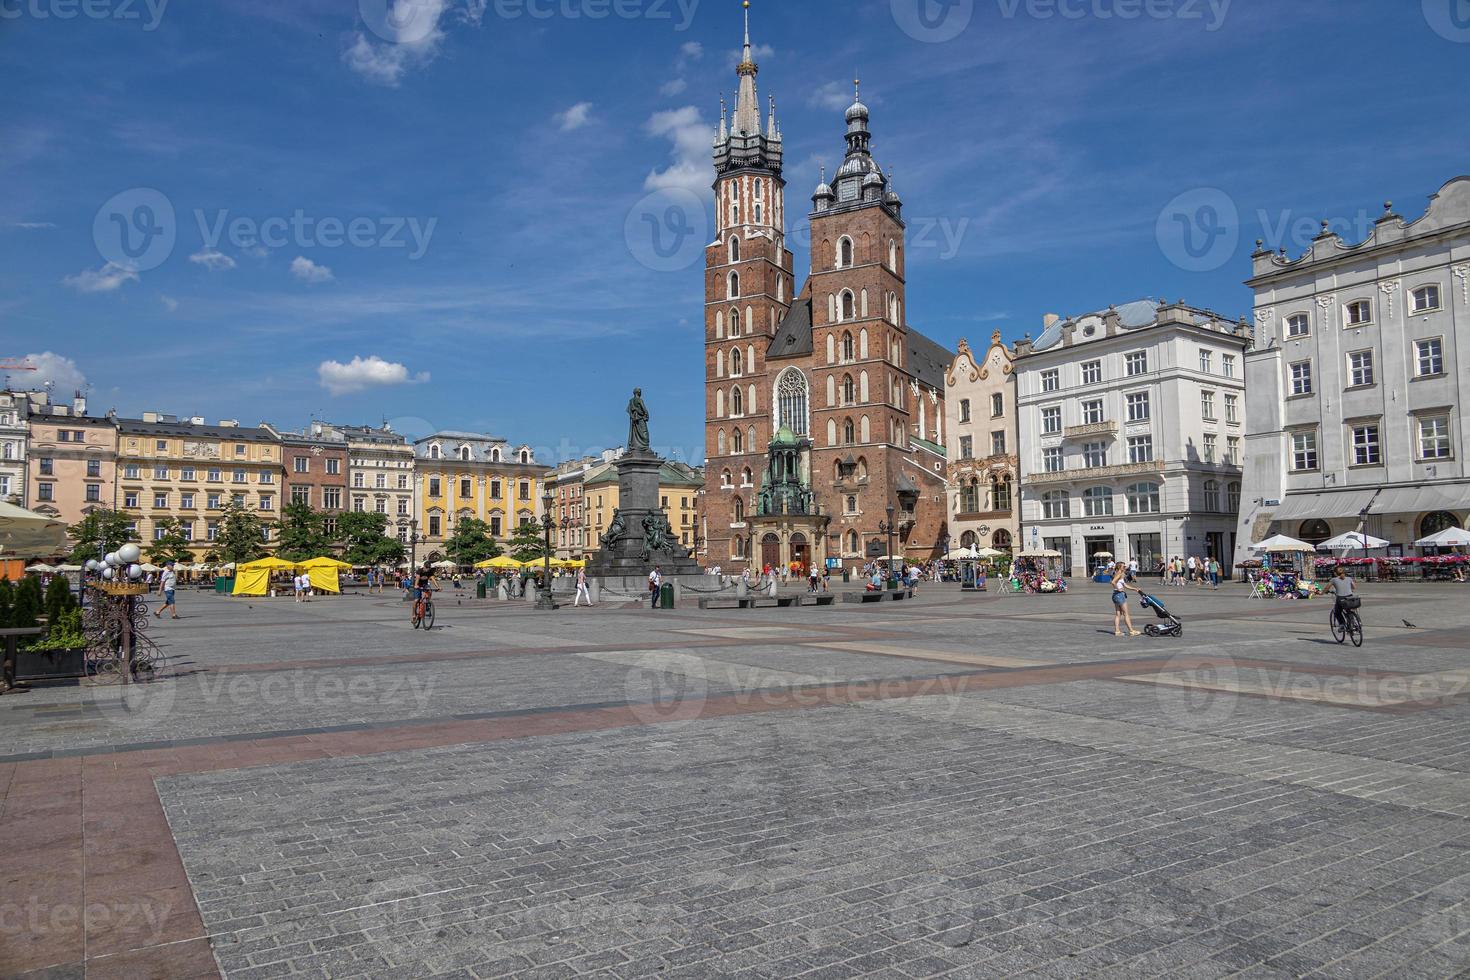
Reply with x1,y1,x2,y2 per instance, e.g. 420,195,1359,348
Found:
411,589,436,631
1330,597,1363,647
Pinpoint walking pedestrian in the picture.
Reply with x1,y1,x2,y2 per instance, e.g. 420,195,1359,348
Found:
574,567,592,607
648,566,662,609
1111,565,1141,637
301,568,312,601
154,561,179,620
1209,556,1221,590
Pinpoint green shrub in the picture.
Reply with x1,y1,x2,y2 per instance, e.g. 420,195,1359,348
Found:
44,574,77,623
31,607,85,651
10,576,42,631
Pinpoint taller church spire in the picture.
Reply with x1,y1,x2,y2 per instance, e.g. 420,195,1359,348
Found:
713,1,782,176
733,0,761,136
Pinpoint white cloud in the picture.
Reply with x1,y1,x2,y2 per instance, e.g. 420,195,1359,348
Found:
290,256,334,284
189,248,236,271
728,43,774,69
661,41,703,99
10,221,56,229
62,262,139,293
343,0,461,87
160,294,179,313
678,41,703,63
318,355,429,396
19,352,86,394
810,80,860,112
659,78,687,96
643,106,715,195
555,101,593,132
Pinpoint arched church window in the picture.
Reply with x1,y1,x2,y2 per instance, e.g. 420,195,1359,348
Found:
730,347,743,376
731,386,743,416
729,237,740,262
842,374,855,406
838,237,853,268
841,291,855,320
732,429,743,454
842,332,854,362
728,271,739,299
775,368,809,436
843,419,855,445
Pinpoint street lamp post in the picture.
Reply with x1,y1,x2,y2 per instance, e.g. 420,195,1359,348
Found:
408,518,419,571
879,503,898,585
537,488,559,610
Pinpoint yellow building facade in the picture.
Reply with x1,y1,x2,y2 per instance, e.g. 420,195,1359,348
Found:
413,432,543,555
584,459,704,554
117,414,283,560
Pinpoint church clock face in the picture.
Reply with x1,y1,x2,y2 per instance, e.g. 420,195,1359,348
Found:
837,179,859,202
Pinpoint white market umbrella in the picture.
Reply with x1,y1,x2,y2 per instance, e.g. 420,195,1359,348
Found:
974,547,1006,559
432,559,458,569
25,563,57,574
1317,531,1389,551
1250,534,1316,554
1091,551,1113,558
139,563,162,573
55,564,82,572
1415,527,1470,548
943,547,979,560
0,501,68,558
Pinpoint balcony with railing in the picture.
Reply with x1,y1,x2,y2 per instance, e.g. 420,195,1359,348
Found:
1026,459,1164,486
1063,420,1119,439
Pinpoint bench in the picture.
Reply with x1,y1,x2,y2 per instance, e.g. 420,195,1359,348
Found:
841,589,913,604
802,594,836,606
698,597,756,610
774,595,801,608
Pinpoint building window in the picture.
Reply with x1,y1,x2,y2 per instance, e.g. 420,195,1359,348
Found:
1082,442,1107,468
1291,431,1319,471
1125,351,1148,376
428,515,441,537
1041,407,1061,435
397,498,408,516
124,491,139,508
232,494,245,508
32,481,54,501
1224,394,1239,425
1203,480,1221,512
1201,390,1215,420
1127,435,1154,463
1351,425,1381,466
85,484,101,502
153,493,168,509
991,393,1004,418
1415,338,1443,377
153,464,168,479
1418,416,1451,460
375,473,387,489
990,431,1006,456
155,439,167,451
959,399,971,423
323,487,342,509
207,493,221,509
519,481,531,500
1082,400,1104,425
123,463,140,480
293,457,308,473
1040,490,1070,520
1227,436,1240,465
490,479,502,499
398,474,408,489
490,516,502,536
1285,313,1310,338
291,486,310,505
460,478,472,498
992,475,1012,511
1125,482,1161,514
1347,350,1375,387
1082,486,1112,517
1125,392,1150,422
776,368,810,436
1199,350,1213,373
429,478,441,497
1042,447,1064,473
1041,369,1059,392
1227,482,1241,513
232,469,246,484
1344,299,1372,326
38,458,54,476
1080,361,1101,386
259,494,273,512
1410,285,1441,313
958,436,973,460
259,472,273,485
352,473,364,488
1203,433,1217,463
326,458,340,475
1290,361,1313,396
1222,354,1236,378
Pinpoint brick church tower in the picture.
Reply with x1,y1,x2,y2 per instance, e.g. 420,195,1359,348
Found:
703,4,951,574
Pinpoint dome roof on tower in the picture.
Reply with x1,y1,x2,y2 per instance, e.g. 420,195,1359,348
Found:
862,169,884,187
845,98,869,123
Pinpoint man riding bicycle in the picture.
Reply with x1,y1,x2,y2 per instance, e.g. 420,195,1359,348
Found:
1327,565,1362,643
413,564,438,621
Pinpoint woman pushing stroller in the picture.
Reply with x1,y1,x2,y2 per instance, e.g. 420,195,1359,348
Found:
1111,565,1143,636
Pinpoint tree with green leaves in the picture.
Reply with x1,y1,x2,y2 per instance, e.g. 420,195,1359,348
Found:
146,518,196,565
10,575,42,631
506,519,552,564
444,517,502,566
67,510,135,562
44,573,77,624
338,511,406,568
275,502,331,562
216,503,268,564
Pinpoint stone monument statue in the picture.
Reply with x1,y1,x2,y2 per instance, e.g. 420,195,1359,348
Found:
627,388,651,454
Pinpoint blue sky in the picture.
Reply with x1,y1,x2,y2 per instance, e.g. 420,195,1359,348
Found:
3,0,1467,463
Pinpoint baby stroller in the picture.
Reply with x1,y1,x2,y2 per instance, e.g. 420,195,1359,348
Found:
1139,593,1182,637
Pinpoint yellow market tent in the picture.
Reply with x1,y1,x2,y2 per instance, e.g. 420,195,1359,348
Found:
475,555,524,570
232,557,298,596
294,557,349,594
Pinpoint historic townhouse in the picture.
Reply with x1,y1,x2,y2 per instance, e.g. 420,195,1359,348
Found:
312,423,415,543
25,395,117,528
546,452,620,560
1236,177,1470,562
115,414,283,557
265,422,350,536
1016,300,1250,576
584,457,703,555
413,432,541,554
944,333,1019,556
0,388,47,505
702,9,950,574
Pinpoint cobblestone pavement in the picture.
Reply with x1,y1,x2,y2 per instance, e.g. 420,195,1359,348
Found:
3,583,1470,977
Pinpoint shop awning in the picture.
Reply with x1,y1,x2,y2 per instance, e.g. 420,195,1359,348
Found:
1271,489,1377,522
1272,484,1470,523
1372,484,1470,515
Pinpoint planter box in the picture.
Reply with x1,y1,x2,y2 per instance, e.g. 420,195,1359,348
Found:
17,647,86,681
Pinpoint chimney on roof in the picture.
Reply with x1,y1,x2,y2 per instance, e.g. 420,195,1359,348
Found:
142,411,161,423
73,391,87,417
190,416,204,425
1043,313,1059,329
218,419,238,428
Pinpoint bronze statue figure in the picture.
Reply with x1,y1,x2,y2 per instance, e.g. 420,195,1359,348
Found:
627,388,651,453
601,510,628,548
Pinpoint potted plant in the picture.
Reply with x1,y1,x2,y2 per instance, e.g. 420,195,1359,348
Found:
18,606,87,680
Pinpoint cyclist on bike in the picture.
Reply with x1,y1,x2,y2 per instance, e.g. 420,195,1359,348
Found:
413,564,437,616
1327,565,1357,626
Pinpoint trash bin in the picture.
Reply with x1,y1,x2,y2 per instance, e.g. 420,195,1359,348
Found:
842,569,850,583
660,582,675,609
476,579,487,599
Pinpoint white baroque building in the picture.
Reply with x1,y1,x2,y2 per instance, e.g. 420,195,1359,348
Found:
1235,176,1470,563
1015,300,1250,576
